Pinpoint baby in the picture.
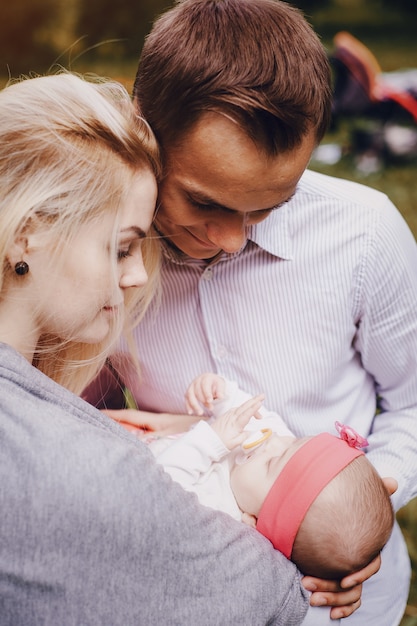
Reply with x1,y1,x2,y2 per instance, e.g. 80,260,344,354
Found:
152,374,394,579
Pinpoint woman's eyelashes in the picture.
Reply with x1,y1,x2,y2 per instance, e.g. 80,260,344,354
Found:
117,248,131,260
117,237,143,261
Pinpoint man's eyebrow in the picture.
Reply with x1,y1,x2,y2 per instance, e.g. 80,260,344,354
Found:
187,189,236,212
187,189,292,214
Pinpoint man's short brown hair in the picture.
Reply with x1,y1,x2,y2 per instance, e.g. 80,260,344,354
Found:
134,0,332,156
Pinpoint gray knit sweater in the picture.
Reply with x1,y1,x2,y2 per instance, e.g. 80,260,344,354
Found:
0,343,308,625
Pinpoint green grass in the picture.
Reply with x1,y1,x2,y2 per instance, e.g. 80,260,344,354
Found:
397,498,417,625
311,123,417,238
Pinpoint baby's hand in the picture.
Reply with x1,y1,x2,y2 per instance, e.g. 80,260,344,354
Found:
211,395,264,449
185,373,226,415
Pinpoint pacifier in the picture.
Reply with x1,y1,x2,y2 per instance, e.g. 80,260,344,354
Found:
235,428,273,464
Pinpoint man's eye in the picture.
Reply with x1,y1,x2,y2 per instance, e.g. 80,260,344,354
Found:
191,200,238,216
190,199,212,211
251,208,272,218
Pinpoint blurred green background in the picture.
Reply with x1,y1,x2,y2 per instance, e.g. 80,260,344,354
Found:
1,0,416,623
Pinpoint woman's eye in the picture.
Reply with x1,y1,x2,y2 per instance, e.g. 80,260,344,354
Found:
117,238,143,261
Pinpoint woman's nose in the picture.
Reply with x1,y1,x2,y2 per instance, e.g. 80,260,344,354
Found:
119,255,148,289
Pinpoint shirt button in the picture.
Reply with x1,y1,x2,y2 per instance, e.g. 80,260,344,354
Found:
217,345,228,359
202,267,213,281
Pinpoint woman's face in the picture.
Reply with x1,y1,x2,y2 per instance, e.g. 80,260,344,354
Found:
29,169,157,345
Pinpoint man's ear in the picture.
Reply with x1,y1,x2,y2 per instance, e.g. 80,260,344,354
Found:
241,511,257,528
382,477,398,496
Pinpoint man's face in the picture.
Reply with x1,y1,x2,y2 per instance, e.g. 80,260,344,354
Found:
155,112,316,259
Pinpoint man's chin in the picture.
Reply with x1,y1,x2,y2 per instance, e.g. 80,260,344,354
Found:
165,234,221,260
186,240,222,260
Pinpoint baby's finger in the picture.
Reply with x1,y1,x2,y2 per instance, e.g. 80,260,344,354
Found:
192,375,214,403
185,374,219,414
200,377,215,406
185,386,205,415
226,431,252,450
199,374,224,404
234,395,265,427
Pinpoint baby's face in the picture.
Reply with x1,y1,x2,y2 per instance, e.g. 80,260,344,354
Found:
230,434,309,516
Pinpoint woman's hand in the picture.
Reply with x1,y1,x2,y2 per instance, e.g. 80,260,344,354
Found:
103,408,203,437
303,555,381,619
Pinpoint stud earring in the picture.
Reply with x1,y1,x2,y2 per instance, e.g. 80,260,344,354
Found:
14,261,29,275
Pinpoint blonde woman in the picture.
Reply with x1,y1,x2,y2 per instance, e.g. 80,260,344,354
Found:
0,74,309,625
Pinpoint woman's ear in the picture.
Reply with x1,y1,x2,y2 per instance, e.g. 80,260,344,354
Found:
6,235,29,269
241,511,257,528
6,218,46,268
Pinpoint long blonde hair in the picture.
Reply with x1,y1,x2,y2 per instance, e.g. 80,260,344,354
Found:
0,72,160,394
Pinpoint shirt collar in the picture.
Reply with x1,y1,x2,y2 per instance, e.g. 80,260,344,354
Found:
248,201,293,260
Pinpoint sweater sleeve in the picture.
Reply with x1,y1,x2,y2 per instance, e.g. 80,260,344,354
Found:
1,359,310,626
129,442,310,626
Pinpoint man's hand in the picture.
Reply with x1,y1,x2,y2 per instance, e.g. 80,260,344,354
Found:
302,476,395,618
302,555,381,619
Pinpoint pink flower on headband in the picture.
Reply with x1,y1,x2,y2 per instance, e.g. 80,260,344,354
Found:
335,421,369,449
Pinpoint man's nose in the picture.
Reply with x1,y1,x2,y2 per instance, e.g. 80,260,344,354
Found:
206,213,247,253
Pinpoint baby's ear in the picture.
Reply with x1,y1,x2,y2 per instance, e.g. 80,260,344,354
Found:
241,512,257,528
382,477,398,496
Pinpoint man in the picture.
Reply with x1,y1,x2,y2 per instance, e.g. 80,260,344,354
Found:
86,1,416,623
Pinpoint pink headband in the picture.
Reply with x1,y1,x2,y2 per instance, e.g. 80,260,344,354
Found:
256,426,367,558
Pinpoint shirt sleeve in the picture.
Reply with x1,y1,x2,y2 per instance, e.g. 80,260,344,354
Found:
354,198,417,510
153,420,229,489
